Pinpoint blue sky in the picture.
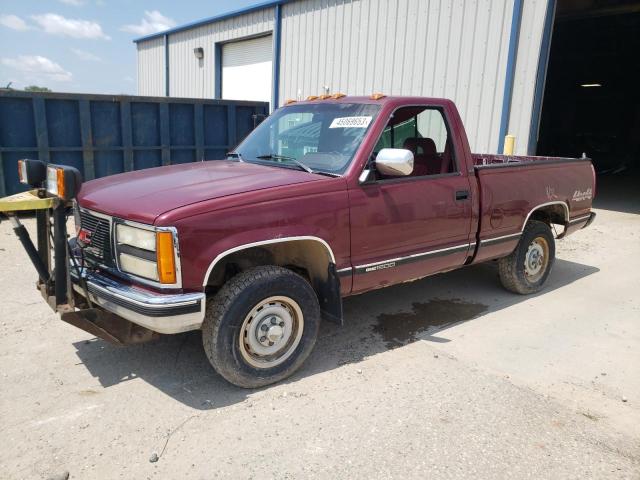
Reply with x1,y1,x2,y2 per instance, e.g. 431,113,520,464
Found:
0,0,262,94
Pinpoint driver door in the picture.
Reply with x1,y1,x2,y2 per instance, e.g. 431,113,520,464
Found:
349,106,473,293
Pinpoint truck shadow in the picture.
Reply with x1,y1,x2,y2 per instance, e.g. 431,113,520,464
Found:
71,258,598,410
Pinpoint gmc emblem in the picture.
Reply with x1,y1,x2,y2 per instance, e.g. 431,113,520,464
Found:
78,228,92,245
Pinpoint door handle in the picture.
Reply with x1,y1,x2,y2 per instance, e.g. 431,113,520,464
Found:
455,190,469,201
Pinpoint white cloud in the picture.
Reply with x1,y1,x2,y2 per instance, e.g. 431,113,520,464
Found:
31,13,110,40
121,10,175,36
59,0,85,6
0,14,30,31
1,55,73,82
71,48,101,62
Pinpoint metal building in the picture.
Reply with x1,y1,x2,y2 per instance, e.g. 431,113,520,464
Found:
134,0,640,167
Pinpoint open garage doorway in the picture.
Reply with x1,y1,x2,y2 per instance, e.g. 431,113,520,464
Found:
535,1,640,212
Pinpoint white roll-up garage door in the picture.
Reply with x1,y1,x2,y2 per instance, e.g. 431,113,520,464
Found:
222,35,273,104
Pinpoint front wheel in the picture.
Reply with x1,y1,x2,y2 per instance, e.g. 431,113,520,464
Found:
202,266,320,388
498,220,555,294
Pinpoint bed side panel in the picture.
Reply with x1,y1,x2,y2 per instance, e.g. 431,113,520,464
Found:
472,160,594,263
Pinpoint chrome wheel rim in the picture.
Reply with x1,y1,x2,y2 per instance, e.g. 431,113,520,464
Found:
524,236,549,282
238,296,304,369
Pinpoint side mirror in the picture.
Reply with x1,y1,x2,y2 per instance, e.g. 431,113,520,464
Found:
375,148,414,176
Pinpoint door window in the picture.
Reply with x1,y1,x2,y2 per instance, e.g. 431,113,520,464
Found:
373,107,457,178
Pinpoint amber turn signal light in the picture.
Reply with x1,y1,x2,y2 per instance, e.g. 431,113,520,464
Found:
156,231,177,284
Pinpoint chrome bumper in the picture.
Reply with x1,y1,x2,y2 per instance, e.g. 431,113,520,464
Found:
70,268,205,334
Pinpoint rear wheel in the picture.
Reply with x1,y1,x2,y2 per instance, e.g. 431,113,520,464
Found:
498,220,555,294
202,266,320,388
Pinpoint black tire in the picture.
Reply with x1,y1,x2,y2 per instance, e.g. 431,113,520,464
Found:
498,220,555,294
202,266,321,388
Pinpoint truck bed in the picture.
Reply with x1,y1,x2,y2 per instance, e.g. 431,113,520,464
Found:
469,153,595,264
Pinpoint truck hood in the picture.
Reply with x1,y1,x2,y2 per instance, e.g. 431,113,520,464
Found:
77,160,321,224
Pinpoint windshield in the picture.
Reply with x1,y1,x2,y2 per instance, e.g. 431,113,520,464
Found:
233,103,381,175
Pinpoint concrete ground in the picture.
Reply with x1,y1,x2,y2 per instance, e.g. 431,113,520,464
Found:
0,178,638,479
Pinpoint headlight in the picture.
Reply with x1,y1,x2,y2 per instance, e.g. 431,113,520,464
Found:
119,253,160,281
115,223,177,284
116,224,156,251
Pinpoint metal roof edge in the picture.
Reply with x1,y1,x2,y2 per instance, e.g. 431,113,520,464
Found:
132,0,291,43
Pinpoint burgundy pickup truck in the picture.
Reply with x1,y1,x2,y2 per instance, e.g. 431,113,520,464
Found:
7,96,596,388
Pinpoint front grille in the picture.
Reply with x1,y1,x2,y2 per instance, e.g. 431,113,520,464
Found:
79,209,115,267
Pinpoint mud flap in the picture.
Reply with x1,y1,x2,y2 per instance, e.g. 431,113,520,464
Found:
60,308,159,346
318,263,344,325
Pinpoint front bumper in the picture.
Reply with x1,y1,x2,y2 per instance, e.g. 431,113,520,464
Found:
70,268,205,334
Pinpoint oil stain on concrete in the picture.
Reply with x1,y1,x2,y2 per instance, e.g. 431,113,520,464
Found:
374,298,488,348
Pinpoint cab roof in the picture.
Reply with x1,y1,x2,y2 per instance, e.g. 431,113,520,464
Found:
282,95,455,108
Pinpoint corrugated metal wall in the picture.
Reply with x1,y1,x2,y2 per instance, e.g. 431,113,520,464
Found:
279,0,515,154
136,0,550,154
137,37,165,97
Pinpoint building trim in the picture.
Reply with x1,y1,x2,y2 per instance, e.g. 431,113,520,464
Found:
164,34,170,96
527,0,557,154
498,0,524,153
133,0,292,43
271,3,282,110
214,42,222,99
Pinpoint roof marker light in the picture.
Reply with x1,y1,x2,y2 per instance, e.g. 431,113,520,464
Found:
370,93,386,100
580,83,602,88
284,99,296,105
332,93,346,99
306,95,319,101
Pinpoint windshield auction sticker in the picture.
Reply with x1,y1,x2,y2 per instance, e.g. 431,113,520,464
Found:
329,116,373,128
